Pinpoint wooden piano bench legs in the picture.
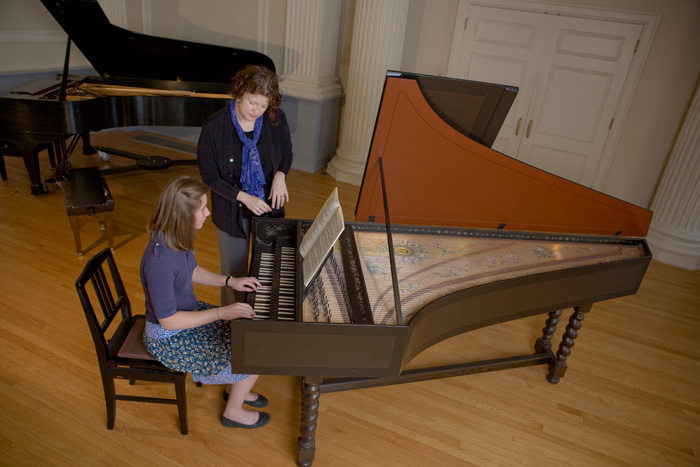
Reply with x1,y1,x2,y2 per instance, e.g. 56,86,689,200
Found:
67,211,113,256
59,167,115,256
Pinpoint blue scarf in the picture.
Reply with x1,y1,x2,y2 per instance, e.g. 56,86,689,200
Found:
230,99,265,199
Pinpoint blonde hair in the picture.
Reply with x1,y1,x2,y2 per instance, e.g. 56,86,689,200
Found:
229,65,283,125
147,176,208,251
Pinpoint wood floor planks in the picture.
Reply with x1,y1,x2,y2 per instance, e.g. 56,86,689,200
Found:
0,129,698,466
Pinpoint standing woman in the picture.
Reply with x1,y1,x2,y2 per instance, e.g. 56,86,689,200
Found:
141,176,269,429
198,65,293,306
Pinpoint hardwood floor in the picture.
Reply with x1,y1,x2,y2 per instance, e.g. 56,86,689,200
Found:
0,131,698,466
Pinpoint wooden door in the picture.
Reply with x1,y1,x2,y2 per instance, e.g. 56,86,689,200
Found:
452,5,641,186
452,7,548,156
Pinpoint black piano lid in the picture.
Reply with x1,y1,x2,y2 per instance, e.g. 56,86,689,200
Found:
41,0,276,84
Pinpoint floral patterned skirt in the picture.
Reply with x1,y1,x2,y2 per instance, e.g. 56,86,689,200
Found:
144,301,249,385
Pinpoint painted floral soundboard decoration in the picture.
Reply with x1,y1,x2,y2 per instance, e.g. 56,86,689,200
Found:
304,230,644,325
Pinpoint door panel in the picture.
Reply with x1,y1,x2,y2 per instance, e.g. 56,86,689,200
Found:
457,6,548,157
534,66,613,142
521,16,642,185
453,6,641,186
525,142,588,182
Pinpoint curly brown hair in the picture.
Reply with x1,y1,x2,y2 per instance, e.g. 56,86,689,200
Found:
229,65,283,125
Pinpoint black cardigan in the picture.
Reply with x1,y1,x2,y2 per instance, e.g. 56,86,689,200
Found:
197,106,293,238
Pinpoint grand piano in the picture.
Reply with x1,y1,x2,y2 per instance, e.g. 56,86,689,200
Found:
231,72,653,465
0,0,275,194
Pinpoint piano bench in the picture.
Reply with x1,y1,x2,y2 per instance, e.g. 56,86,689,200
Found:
59,167,114,256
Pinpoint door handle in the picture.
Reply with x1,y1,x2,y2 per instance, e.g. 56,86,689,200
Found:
526,120,532,138
515,118,522,136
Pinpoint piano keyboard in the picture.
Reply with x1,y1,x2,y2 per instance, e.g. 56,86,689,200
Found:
247,246,297,320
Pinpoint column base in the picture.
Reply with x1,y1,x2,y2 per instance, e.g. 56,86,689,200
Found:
281,94,342,174
647,223,700,270
326,147,366,186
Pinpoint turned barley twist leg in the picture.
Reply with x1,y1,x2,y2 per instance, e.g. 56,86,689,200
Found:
535,309,563,353
298,376,322,466
547,304,592,384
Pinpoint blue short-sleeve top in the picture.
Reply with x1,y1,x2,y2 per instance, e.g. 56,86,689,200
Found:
140,235,198,324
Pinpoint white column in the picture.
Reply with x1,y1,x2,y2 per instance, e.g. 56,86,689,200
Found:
326,0,409,185
279,0,344,173
280,0,342,100
647,84,700,270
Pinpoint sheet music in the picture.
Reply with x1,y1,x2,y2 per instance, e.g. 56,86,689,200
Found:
300,188,345,287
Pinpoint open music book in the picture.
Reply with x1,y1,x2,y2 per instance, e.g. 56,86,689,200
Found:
300,188,345,287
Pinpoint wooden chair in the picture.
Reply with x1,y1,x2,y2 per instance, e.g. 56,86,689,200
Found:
76,247,195,434
60,167,114,256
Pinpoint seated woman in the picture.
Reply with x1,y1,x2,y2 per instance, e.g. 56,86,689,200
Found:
141,176,268,429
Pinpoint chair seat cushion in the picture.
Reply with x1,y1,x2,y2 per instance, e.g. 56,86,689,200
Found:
118,316,157,360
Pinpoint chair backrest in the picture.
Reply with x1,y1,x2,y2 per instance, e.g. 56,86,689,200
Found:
76,248,133,365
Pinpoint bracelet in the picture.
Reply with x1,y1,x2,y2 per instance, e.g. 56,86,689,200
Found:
216,308,220,320
225,275,232,287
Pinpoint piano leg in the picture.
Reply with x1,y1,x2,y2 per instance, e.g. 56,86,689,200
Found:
298,376,322,467
25,148,48,195
535,309,564,353
81,132,96,155
546,304,592,384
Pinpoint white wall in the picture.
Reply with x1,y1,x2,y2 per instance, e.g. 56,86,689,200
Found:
0,0,91,75
401,0,459,77
2,0,699,209
598,0,700,207
116,0,288,71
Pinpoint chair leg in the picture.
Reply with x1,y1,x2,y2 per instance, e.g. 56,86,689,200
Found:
175,376,189,435
103,376,117,430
